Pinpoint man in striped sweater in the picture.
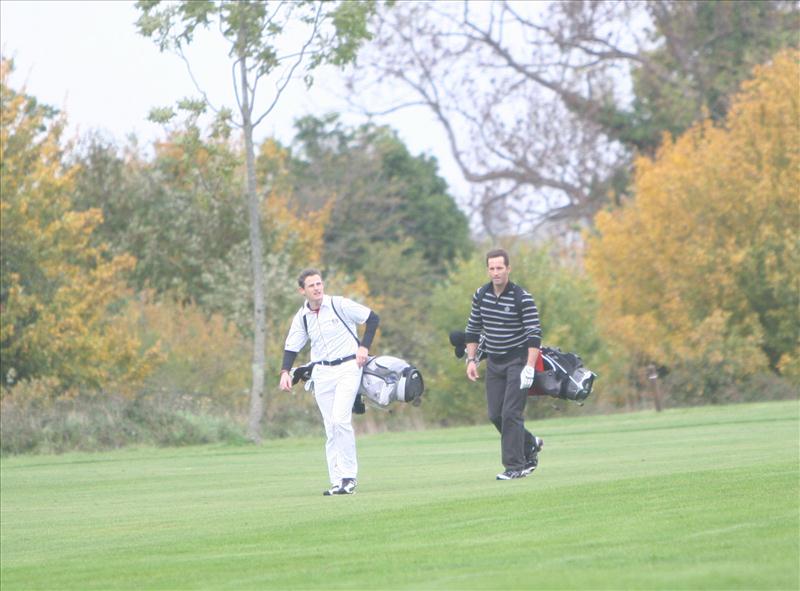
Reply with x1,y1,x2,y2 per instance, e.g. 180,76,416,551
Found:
464,248,544,480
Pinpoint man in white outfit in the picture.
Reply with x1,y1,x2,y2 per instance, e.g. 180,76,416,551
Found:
279,269,380,496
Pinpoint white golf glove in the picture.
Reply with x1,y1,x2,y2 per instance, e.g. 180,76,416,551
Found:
520,365,536,390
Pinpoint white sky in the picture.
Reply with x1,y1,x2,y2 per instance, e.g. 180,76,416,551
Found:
1,0,465,195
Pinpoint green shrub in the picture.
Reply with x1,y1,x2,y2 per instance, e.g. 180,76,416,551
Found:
663,365,799,408
0,383,247,456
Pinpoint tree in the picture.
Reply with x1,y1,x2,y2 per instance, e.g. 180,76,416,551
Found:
136,0,376,442
71,121,248,304
0,60,158,391
609,1,799,154
585,50,800,396
289,115,472,276
348,1,798,236
71,116,325,335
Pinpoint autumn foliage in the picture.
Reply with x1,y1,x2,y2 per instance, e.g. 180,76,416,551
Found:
0,60,159,393
586,50,800,386
2,42,798,453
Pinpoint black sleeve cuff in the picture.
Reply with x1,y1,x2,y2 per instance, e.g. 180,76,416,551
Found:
281,349,298,372
464,332,481,344
360,311,379,349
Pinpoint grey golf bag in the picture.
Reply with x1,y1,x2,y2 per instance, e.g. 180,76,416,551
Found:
290,355,424,410
359,355,424,408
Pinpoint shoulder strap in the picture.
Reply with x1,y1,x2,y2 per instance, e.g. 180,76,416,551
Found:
477,282,492,301
513,284,524,322
301,299,361,346
331,296,361,346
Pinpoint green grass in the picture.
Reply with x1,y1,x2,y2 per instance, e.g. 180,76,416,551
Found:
2,400,798,590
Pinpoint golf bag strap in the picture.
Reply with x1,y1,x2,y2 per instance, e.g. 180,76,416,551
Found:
478,282,538,365
301,298,361,346
477,282,525,322
332,297,360,346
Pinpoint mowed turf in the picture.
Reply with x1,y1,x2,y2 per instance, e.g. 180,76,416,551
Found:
1,400,798,590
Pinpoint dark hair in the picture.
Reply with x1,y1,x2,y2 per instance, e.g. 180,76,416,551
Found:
486,248,509,266
297,268,323,288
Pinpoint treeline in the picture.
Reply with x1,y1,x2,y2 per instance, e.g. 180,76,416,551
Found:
1,49,798,455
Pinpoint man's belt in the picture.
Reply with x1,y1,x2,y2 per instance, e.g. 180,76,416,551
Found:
317,354,357,367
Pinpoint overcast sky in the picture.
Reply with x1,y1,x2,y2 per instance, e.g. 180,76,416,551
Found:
1,0,463,193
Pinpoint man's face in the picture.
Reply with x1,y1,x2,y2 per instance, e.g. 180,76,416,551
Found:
487,256,510,288
300,274,324,306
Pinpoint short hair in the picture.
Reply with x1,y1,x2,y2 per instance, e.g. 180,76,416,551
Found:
297,268,323,288
486,248,509,267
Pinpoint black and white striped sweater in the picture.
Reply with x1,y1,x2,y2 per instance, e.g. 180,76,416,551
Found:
464,282,542,359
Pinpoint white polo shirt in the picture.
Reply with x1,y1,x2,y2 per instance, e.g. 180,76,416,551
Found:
284,295,371,362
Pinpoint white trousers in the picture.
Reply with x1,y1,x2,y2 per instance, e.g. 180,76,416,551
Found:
312,359,362,485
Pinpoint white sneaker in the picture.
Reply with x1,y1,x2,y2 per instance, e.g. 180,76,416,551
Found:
336,478,357,494
323,482,341,496
496,469,526,480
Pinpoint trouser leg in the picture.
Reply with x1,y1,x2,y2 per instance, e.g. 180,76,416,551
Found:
313,378,337,484
330,363,361,480
313,361,361,484
486,356,532,471
486,362,505,434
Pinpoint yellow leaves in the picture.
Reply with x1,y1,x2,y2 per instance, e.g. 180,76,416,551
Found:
258,137,285,163
123,295,248,408
777,349,800,385
263,192,330,267
1,59,157,393
256,138,294,196
258,138,331,267
257,140,332,266
683,310,767,374
586,49,800,372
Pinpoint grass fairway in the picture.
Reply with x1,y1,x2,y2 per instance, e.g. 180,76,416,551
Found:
2,400,798,590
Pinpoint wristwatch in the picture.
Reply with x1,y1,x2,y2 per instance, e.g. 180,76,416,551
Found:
466,357,477,364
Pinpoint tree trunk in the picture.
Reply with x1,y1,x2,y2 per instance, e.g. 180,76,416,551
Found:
239,54,267,444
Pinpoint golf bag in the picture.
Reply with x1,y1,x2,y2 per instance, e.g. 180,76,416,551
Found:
359,355,424,408
532,347,595,403
448,330,596,404
290,355,425,410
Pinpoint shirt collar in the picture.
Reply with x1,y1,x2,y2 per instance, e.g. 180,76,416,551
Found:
490,281,515,297
305,294,330,312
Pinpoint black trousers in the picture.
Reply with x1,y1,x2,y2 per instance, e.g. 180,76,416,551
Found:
486,354,536,471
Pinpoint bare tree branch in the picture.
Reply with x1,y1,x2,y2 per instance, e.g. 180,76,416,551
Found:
349,0,797,238
175,49,222,116
345,0,645,235
252,3,324,128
